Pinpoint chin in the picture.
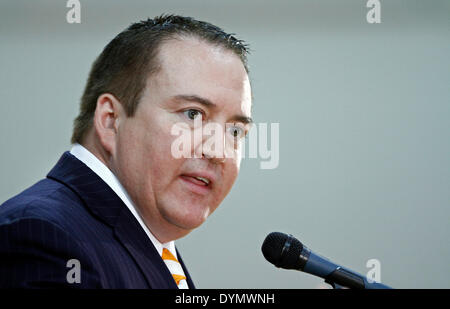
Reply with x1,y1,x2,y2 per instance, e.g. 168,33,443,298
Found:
161,199,212,231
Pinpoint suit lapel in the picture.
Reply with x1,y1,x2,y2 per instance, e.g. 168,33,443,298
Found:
46,151,179,289
113,210,178,289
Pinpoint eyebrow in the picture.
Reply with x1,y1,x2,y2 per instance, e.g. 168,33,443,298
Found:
172,94,253,124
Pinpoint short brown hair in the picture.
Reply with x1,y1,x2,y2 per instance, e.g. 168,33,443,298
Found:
71,14,249,144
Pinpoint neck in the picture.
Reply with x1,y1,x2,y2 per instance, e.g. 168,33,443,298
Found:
80,129,111,168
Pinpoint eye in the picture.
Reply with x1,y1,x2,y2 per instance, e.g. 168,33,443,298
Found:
228,125,245,139
183,109,203,121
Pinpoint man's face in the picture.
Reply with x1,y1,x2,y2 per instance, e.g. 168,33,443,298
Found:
110,37,252,242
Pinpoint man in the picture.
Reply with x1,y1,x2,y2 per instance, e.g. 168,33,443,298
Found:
0,14,252,288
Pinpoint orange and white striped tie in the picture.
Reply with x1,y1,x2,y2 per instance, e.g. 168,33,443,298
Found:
162,248,189,289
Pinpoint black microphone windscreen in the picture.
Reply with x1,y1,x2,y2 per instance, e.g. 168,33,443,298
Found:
261,232,304,270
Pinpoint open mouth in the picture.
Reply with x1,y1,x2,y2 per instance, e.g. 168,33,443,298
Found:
180,175,210,186
179,174,213,195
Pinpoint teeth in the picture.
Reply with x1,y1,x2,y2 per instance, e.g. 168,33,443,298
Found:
195,176,210,185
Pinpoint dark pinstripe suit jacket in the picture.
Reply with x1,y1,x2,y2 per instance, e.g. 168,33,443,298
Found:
0,152,195,289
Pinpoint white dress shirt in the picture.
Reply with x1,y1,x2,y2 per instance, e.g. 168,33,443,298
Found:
70,143,188,289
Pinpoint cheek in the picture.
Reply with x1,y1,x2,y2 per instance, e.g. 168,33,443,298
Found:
114,134,146,190
207,162,239,214
115,120,158,182
143,125,185,184
221,161,240,192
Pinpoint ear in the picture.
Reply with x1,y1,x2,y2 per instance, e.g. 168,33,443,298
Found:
93,93,124,156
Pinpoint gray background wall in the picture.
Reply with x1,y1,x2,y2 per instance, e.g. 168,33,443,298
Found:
0,0,449,288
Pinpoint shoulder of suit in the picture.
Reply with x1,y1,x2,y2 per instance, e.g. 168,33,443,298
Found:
0,177,87,231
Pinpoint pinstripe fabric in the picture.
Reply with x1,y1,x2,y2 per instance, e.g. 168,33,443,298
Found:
0,152,195,289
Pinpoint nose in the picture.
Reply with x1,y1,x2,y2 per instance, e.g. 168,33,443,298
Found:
192,121,233,164
202,152,226,164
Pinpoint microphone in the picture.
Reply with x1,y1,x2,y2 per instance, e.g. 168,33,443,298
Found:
261,232,392,289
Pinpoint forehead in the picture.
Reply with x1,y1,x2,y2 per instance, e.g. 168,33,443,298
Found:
150,37,252,115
